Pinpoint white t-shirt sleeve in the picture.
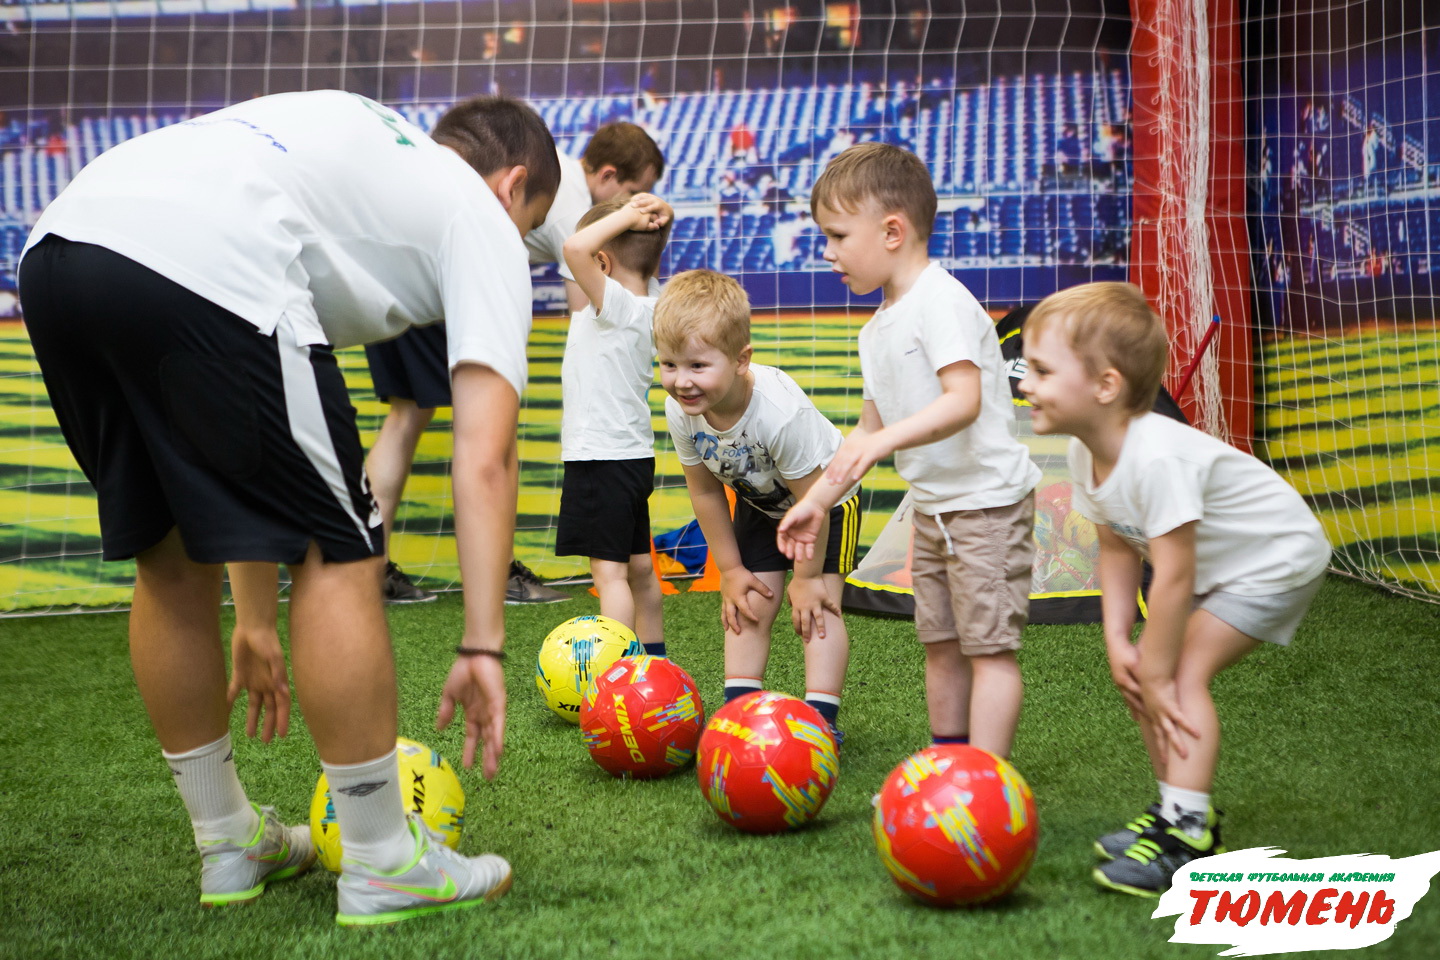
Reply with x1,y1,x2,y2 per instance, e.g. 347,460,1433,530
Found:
916,292,984,373
594,277,643,331
667,398,700,466
1134,454,1207,539
1067,438,1099,522
440,213,533,398
770,407,839,480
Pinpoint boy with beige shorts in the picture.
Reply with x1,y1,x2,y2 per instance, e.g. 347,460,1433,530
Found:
778,143,1040,758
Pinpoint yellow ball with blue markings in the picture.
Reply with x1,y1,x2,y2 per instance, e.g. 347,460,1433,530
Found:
535,614,644,723
308,737,465,872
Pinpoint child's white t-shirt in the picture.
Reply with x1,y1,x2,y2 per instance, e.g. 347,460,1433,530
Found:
23,90,533,398
524,151,590,281
561,277,657,462
1068,412,1331,596
859,262,1040,515
668,364,860,519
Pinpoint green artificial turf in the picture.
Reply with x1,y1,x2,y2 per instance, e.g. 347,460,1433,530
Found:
1,575,1436,960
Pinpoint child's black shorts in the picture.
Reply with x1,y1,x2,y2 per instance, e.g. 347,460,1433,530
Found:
733,491,862,576
364,323,452,408
555,458,655,563
19,235,384,564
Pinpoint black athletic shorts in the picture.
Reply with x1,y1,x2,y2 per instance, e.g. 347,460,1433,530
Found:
364,323,452,408
19,235,384,565
733,491,862,575
555,458,655,563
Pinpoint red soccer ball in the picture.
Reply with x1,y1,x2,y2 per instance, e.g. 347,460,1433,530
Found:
579,655,704,779
872,745,1038,907
696,691,839,834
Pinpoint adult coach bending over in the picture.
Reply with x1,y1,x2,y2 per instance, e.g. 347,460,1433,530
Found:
19,91,558,926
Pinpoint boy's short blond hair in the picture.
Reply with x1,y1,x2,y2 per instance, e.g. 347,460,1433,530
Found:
810,142,937,242
576,198,671,280
1025,282,1169,414
653,270,750,359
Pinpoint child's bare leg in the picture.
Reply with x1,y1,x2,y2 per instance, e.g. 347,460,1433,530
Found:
591,557,637,629
923,639,971,739
801,573,850,721
627,552,665,654
968,649,1023,758
724,570,785,700
1135,708,1169,783
800,575,852,731
286,544,396,764
131,528,228,752
364,399,434,549
1166,609,1262,793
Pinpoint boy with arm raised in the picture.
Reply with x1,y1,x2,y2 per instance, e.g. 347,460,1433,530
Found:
557,193,673,654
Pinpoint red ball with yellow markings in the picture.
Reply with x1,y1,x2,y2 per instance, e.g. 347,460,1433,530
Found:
872,745,1038,906
696,691,839,834
580,655,705,779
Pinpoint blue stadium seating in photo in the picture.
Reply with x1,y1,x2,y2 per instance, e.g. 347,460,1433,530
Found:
1,71,1136,310
1255,45,1440,326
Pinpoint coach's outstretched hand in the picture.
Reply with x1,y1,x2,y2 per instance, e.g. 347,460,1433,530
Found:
437,654,507,779
227,626,291,744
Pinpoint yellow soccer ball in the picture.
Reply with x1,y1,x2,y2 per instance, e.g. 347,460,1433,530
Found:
309,737,465,872
534,614,643,723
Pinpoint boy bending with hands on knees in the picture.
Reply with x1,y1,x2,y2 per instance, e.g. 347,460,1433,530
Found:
558,193,674,655
1016,282,1330,897
778,143,1040,760
657,270,861,741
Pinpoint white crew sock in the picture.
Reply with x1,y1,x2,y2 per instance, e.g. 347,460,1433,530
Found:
1160,783,1211,839
162,734,259,847
323,748,414,872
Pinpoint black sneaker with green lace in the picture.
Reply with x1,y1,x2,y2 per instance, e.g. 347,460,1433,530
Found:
1092,814,1226,898
1094,803,1161,860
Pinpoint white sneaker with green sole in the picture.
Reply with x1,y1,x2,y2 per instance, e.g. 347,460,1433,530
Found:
336,815,512,926
199,803,317,907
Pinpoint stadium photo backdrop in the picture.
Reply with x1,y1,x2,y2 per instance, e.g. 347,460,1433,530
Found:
1,1,1437,613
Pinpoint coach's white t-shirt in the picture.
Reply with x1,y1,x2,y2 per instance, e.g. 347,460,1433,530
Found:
859,262,1040,514
23,90,533,397
561,277,656,461
524,152,589,281
1069,412,1331,596
668,363,859,519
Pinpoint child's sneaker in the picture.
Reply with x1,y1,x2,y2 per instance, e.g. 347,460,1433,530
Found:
335,815,512,926
1092,815,1225,898
199,803,317,907
1095,804,1222,860
1093,803,1161,860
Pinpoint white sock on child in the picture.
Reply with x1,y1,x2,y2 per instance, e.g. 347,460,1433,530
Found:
322,748,414,872
162,734,259,846
1160,783,1211,839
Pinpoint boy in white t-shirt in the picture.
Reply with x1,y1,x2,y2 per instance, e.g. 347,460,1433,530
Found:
779,144,1041,760
1017,282,1330,897
359,121,666,603
657,270,862,741
557,194,674,654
